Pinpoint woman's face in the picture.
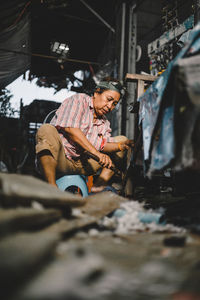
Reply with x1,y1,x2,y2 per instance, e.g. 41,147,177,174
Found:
93,89,120,116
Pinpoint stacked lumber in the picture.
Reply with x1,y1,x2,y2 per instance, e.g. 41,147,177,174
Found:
0,172,126,299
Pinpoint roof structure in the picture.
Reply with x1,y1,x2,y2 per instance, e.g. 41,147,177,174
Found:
0,0,195,94
0,0,122,92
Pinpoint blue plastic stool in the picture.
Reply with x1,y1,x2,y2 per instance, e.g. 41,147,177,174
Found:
56,175,89,197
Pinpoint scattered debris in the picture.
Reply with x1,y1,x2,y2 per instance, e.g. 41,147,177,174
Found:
99,201,186,235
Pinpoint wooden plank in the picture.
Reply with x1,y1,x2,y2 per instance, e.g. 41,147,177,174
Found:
0,231,60,299
81,191,127,218
137,79,145,98
43,216,98,235
43,192,127,236
0,173,86,209
0,208,62,236
125,73,158,82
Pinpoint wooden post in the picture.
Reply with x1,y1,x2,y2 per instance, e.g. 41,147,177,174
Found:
124,73,158,197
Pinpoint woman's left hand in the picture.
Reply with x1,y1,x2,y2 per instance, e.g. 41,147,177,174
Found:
119,139,134,151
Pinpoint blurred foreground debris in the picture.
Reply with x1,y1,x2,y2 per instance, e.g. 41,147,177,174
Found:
0,172,200,300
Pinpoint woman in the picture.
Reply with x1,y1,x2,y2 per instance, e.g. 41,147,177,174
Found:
35,77,134,192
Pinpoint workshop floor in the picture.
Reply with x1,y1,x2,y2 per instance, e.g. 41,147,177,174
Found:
0,172,200,300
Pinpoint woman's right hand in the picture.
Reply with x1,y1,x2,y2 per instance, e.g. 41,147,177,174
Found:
97,152,113,169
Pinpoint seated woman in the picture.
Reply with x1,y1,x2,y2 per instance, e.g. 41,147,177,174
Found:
35,77,134,193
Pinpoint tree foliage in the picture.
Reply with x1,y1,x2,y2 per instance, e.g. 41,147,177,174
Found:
0,88,17,117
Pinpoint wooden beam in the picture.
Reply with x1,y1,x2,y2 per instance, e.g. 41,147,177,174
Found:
43,216,98,236
81,191,126,218
0,173,86,209
0,208,62,236
125,73,158,82
137,79,145,98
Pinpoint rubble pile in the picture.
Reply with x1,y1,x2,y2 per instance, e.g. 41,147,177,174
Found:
0,172,200,300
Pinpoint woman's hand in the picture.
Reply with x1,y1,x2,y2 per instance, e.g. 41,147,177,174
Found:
118,139,134,151
97,152,113,169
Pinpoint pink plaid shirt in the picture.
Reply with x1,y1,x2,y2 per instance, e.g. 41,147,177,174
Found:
50,93,114,159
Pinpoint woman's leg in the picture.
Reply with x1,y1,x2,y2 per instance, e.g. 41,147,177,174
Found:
37,150,57,187
36,124,75,186
91,135,128,192
36,124,63,186
36,124,98,186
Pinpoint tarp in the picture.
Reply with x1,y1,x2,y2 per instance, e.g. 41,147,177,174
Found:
139,22,200,177
0,13,31,89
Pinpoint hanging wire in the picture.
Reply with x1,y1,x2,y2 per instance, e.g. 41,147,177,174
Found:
0,48,101,66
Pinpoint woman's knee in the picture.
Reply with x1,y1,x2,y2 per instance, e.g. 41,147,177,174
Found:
114,135,128,143
36,124,57,138
35,124,61,160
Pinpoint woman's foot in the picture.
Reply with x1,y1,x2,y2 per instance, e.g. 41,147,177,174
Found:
90,185,118,194
91,185,107,193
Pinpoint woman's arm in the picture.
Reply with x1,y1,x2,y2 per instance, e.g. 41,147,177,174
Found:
103,140,134,153
64,127,113,168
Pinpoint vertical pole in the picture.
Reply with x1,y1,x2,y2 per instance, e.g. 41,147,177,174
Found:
119,2,126,81
126,1,137,140
20,98,23,119
118,2,126,135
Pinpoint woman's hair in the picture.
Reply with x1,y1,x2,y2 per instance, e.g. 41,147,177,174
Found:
94,76,126,98
102,76,121,84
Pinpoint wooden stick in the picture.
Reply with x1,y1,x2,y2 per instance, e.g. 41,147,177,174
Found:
84,151,121,176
